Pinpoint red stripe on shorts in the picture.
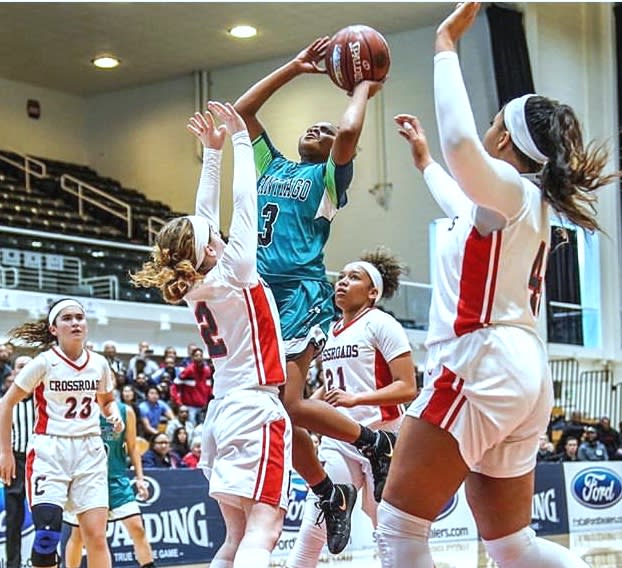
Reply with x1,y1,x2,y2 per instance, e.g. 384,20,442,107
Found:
252,418,286,506
420,367,465,429
25,448,35,505
34,383,48,434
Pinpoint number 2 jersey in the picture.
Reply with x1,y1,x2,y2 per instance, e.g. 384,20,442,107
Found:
321,307,411,428
14,346,114,437
253,132,353,284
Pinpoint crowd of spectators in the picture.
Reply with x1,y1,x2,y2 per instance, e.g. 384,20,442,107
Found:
538,410,622,463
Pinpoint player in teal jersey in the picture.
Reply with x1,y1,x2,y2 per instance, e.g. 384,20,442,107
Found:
64,403,156,568
235,36,396,555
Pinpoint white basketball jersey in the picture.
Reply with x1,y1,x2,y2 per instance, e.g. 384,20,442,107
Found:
185,274,286,398
427,178,550,346
14,347,114,436
321,307,411,427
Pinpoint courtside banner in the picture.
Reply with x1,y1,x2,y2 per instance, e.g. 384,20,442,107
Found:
531,462,568,536
0,488,34,568
563,462,622,533
430,484,478,542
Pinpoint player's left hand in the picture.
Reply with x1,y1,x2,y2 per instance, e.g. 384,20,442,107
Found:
324,388,357,408
187,110,227,150
436,2,480,51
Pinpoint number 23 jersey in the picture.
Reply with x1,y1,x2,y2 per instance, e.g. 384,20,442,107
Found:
14,347,114,437
322,307,411,428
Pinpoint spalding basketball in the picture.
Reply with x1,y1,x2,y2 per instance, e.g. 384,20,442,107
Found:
325,25,391,93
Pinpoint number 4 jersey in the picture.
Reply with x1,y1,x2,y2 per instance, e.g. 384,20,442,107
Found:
322,307,411,428
14,347,114,437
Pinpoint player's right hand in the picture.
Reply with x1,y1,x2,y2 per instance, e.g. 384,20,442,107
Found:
207,101,247,136
186,110,227,150
0,450,15,486
394,114,434,172
294,36,330,74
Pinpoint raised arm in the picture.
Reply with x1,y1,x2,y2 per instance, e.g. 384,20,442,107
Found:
434,2,524,219
187,110,227,228
234,37,330,140
209,102,258,284
331,80,383,166
394,113,472,219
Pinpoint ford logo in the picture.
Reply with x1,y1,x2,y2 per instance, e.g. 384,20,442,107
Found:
283,471,308,532
435,494,458,521
571,468,622,509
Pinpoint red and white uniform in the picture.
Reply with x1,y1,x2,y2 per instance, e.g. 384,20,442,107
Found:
15,347,113,513
186,131,291,509
321,307,410,429
288,308,411,567
15,347,114,436
408,51,553,478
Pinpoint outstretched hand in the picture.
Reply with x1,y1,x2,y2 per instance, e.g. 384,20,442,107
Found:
294,36,330,74
394,114,434,172
207,101,247,136
436,2,480,53
186,109,227,150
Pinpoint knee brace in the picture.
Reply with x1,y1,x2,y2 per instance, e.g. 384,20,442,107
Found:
31,503,63,567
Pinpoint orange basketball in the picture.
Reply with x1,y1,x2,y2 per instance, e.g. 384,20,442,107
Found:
325,25,391,93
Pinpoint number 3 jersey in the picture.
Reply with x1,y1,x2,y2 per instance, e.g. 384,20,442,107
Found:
322,307,411,428
14,347,114,437
253,132,353,284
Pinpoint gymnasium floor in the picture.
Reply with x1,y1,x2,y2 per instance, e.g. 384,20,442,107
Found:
183,529,622,567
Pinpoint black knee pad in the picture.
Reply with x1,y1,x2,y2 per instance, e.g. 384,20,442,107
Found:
31,503,63,567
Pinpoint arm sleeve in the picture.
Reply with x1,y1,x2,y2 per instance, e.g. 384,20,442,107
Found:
221,131,258,284
422,162,473,219
13,356,46,394
195,148,223,231
434,51,525,220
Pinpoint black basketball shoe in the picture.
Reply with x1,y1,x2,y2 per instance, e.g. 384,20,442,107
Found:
360,430,396,502
315,483,357,554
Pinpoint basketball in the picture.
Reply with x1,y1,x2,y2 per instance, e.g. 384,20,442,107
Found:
325,25,391,93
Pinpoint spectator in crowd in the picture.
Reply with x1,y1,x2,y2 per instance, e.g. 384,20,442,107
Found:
131,372,151,402
3,356,33,568
555,410,588,453
165,405,195,441
170,426,190,462
182,438,202,469
138,386,174,440
0,343,13,390
127,341,159,383
578,426,609,461
173,347,213,424
180,342,199,367
595,416,620,460
157,378,173,407
161,346,178,365
102,340,127,385
141,433,185,469
536,434,556,462
152,355,183,385
556,437,581,462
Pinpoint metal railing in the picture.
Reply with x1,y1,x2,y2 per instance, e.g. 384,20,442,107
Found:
0,265,18,288
147,216,166,245
83,275,119,300
60,174,133,239
0,151,47,191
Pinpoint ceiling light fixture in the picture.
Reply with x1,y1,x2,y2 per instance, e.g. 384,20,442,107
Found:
229,25,257,39
92,55,121,69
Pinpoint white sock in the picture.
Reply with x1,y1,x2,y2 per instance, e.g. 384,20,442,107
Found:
375,500,434,568
209,561,234,568
483,526,590,567
233,548,271,568
286,493,326,568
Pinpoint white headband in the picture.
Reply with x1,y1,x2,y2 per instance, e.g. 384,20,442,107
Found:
344,261,384,304
185,215,212,270
504,94,548,164
48,299,84,325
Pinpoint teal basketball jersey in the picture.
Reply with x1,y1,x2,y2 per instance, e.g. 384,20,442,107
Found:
100,402,128,480
253,132,353,284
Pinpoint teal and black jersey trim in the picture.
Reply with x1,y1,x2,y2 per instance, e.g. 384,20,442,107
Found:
253,131,353,284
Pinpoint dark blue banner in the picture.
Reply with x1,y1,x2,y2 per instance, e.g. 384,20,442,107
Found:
531,462,569,536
